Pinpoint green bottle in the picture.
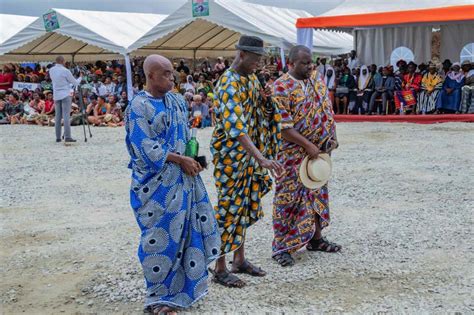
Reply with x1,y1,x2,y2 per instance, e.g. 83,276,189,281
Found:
185,128,199,158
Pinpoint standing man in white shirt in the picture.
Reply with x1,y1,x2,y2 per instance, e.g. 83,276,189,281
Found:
348,50,360,71
316,57,328,77
49,56,82,143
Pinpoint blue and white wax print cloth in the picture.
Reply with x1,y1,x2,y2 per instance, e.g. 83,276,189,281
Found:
125,91,220,309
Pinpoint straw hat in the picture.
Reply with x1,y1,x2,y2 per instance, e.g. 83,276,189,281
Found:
299,153,332,189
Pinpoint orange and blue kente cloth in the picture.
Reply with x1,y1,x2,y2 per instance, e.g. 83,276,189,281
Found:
272,72,337,256
211,68,281,255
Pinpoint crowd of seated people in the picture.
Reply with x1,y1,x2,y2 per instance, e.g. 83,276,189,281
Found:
318,55,474,115
0,57,241,129
1,54,473,129
0,60,130,127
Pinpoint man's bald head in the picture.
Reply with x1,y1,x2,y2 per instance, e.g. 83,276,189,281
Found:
288,45,313,80
56,55,65,65
143,54,172,78
143,54,175,96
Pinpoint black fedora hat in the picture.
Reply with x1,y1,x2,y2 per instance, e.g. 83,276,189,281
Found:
442,59,452,66
235,35,266,55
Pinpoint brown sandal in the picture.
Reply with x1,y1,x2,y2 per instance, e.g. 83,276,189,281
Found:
230,260,267,277
307,237,341,252
273,252,295,267
145,305,178,315
209,268,246,288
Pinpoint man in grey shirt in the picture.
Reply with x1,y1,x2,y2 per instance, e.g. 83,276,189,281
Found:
49,56,82,143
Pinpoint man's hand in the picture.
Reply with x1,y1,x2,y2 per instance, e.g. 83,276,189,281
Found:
263,85,272,98
258,157,285,178
259,86,272,101
304,143,320,159
179,156,202,176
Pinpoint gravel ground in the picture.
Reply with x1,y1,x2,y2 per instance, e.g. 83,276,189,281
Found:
1,122,473,314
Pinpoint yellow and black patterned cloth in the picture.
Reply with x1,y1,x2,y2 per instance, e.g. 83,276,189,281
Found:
210,68,281,255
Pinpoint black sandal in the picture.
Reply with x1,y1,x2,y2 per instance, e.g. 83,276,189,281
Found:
273,252,295,267
144,305,177,315
208,268,246,288
307,237,341,252
230,260,267,277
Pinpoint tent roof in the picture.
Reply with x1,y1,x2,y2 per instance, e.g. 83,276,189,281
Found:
0,14,38,45
296,1,474,29
129,0,353,57
0,9,167,62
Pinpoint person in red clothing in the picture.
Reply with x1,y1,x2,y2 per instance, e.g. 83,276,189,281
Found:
38,91,55,126
43,91,55,114
0,64,15,90
394,61,423,114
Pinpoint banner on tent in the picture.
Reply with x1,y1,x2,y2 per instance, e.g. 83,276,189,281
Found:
43,11,60,32
13,82,41,91
192,0,209,17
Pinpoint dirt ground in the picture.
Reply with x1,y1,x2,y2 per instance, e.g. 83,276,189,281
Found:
1,122,473,314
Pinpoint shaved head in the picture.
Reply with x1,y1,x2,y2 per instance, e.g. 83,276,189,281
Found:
288,45,311,63
143,54,172,78
143,54,175,96
288,45,313,80
55,55,65,64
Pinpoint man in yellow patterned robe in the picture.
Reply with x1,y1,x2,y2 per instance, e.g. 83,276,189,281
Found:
209,35,284,287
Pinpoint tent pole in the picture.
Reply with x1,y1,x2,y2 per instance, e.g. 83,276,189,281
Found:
123,53,133,102
71,54,75,64
353,30,357,53
193,49,197,72
280,47,286,69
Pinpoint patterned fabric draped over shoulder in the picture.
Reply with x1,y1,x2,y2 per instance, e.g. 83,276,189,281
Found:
210,68,281,255
271,71,337,256
125,91,220,309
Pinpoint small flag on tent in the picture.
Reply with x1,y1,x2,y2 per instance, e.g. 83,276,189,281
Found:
192,0,209,17
43,11,60,32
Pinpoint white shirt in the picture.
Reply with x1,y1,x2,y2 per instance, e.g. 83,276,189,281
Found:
348,57,360,71
104,83,116,95
93,82,108,97
49,64,81,101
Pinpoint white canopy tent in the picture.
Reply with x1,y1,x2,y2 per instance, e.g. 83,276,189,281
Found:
0,9,167,99
0,5,352,99
0,9,166,62
128,0,353,60
296,0,474,66
0,13,39,51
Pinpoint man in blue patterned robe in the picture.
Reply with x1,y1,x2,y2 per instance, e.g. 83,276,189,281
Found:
124,55,220,314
